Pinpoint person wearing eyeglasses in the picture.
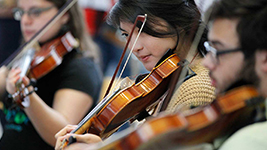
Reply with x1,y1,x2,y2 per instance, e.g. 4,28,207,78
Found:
203,0,267,149
0,0,103,150
202,39,245,95
202,0,264,95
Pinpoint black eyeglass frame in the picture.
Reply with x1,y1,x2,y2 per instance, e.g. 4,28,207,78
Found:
12,6,55,21
204,41,242,64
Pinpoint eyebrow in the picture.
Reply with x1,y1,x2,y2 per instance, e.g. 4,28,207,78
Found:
209,40,224,47
119,27,127,32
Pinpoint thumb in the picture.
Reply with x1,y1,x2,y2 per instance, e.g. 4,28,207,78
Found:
67,133,102,144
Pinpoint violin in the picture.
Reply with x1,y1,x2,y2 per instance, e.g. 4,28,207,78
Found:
59,12,184,149
60,52,182,149
2,0,79,108
10,32,78,108
88,86,264,150
30,32,78,79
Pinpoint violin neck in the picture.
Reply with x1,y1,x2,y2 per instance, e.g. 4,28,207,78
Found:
71,88,122,134
11,48,36,85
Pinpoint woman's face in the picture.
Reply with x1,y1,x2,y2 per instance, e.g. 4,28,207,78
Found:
120,21,177,71
18,0,69,43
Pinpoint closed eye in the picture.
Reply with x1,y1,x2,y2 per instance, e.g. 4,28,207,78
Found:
121,32,129,38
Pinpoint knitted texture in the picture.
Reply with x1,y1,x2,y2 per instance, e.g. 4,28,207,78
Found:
166,61,216,113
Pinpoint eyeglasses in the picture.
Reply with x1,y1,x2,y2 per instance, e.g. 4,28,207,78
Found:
12,6,55,21
204,41,242,64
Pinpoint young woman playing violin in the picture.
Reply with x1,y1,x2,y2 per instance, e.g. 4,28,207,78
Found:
55,0,215,149
0,0,102,149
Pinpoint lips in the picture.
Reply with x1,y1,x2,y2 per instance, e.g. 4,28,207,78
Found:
209,72,217,87
211,78,217,87
23,30,35,39
139,54,151,62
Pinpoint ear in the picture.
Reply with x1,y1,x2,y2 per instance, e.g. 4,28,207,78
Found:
256,50,267,73
61,13,70,25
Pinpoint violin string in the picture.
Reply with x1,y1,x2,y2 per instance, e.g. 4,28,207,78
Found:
75,94,109,127
75,15,148,133
73,13,147,131
73,88,121,132
113,14,148,92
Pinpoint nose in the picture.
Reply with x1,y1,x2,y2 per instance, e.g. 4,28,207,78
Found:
130,35,143,53
21,13,33,26
202,53,216,71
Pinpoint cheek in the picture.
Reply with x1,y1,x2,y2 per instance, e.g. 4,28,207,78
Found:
40,22,62,42
217,57,244,85
255,59,262,78
148,41,170,57
254,58,266,93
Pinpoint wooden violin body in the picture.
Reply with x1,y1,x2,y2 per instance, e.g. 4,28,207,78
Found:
10,32,78,108
60,53,181,149
2,0,79,108
69,54,181,138
89,86,264,150
30,32,78,79
145,86,262,150
94,54,180,137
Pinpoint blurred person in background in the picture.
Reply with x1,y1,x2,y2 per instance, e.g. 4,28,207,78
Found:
0,0,21,140
0,0,102,149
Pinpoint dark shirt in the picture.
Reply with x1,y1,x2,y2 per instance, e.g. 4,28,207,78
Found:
0,50,103,150
0,18,21,64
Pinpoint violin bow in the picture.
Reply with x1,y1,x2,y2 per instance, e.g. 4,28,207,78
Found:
103,14,147,98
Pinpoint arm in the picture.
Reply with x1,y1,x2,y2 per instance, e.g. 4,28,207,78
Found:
25,88,93,146
0,66,8,97
6,68,95,146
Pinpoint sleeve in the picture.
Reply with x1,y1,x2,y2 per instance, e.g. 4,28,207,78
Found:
219,122,267,150
57,57,103,103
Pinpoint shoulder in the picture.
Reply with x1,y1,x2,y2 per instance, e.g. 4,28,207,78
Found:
56,50,103,90
166,62,215,112
61,50,102,78
219,121,267,150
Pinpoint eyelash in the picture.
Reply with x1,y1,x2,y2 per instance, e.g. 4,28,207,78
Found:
121,33,128,37
121,28,142,38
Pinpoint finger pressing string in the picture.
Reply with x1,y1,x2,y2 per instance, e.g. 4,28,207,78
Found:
67,135,77,146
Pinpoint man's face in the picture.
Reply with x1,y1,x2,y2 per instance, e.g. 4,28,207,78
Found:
202,18,245,94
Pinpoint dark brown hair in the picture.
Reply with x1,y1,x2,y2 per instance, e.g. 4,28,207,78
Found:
107,0,208,56
46,0,99,61
209,0,267,58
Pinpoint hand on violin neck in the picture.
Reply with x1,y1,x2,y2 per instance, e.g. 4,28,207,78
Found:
6,68,30,94
55,124,102,150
